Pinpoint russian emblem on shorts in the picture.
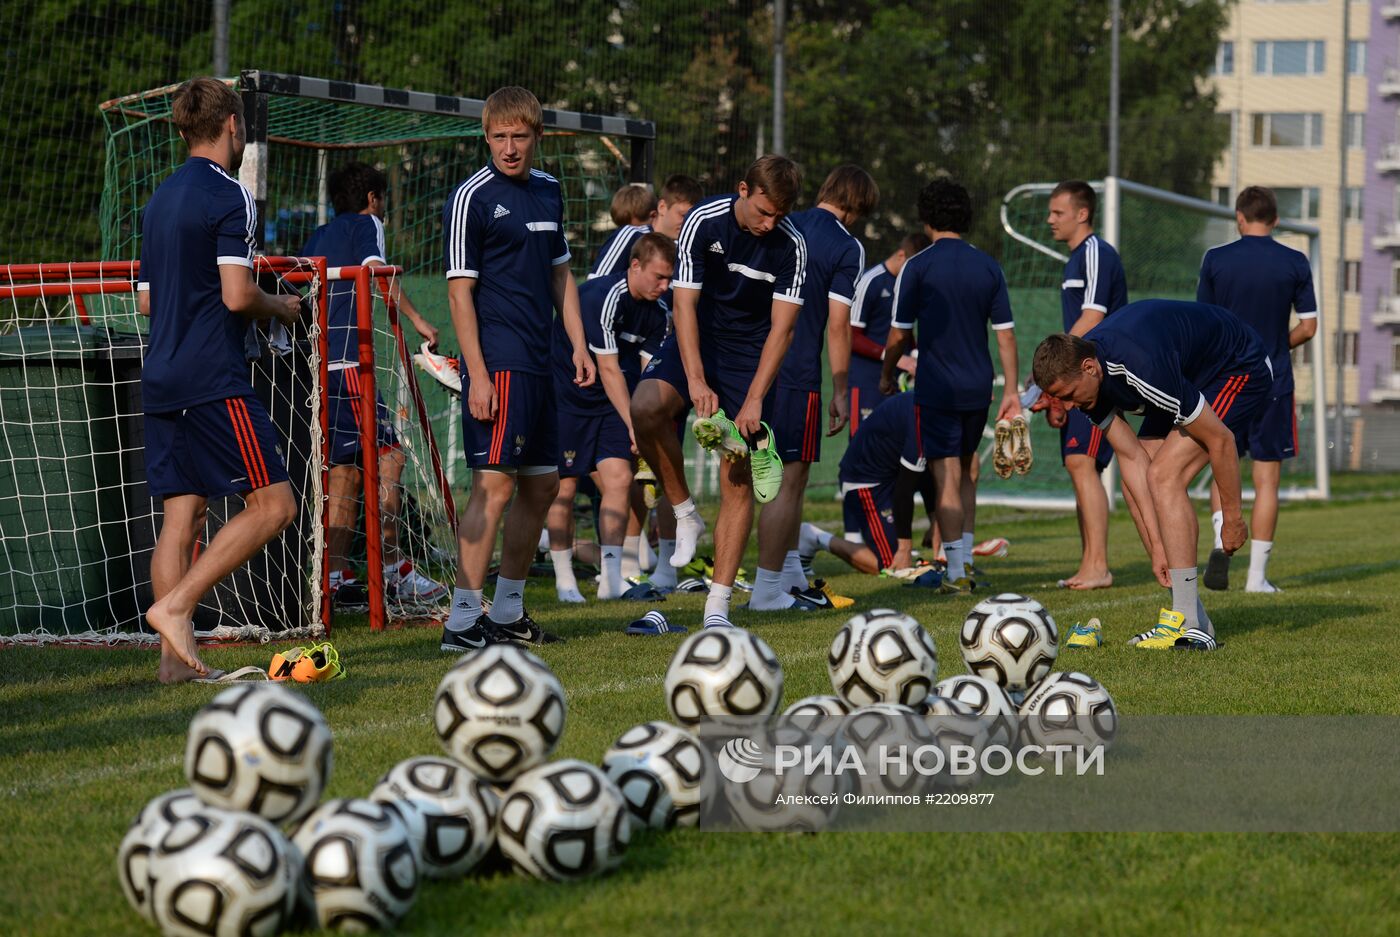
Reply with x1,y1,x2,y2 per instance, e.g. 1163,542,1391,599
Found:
514,434,525,455
563,450,576,468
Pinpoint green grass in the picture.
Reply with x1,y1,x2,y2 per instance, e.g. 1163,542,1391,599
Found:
5,496,1400,935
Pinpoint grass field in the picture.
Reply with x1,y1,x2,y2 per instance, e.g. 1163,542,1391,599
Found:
4,493,1400,936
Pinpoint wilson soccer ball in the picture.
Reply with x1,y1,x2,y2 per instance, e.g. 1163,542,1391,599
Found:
497,759,630,881
146,806,298,937
960,593,1058,697
116,788,203,924
1019,671,1118,753
433,644,566,782
602,721,717,830
781,694,851,731
714,724,849,832
933,673,1020,749
664,627,783,726
836,703,938,796
370,756,499,878
184,683,333,825
292,798,419,931
828,609,938,708
918,696,990,789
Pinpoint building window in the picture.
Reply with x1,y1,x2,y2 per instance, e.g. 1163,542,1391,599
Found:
1213,42,1235,77
1212,186,1232,208
1254,40,1325,76
1346,113,1364,149
1344,260,1361,293
1348,40,1366,76
1251,113,1323,148
1336,331,1359,368
1293,342,1311,369
1275,187,1321,221
1345,187,1363,222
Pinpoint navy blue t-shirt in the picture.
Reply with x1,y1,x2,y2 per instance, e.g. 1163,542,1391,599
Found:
838,392,925,485
672,194,806,366
778,207,864,391
1061,234,1128,331
443,162,571,374
849,261,897,386
552,272,668,415
891,238,1014,409
589,224,651,280
1197,235,1316,396
139,156,259,412
1084,299,1270,428
301,212,387,364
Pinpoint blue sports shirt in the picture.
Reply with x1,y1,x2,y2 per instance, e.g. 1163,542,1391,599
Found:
301,212,387,364
1061,234,1128,331
838,392,925,486
589,224,651,280
552,272,668,415
849,261,898,388
778,207,864,391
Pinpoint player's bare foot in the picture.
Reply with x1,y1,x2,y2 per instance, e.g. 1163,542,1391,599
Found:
1066,571,1113,591
158,655,207,684
146,602,207,675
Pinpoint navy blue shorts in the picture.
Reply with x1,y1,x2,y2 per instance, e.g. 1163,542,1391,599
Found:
916,404,987,459
771,387,823,463
558,409,633,477
460,369,557,469
1235,392,1296,462
848,369,885,438
639,335,772,432
145,396,289,499
327,367,399,467
1137,408,1174,440
1203,363,1272,442
841,483,897,569
1060,408,1112,469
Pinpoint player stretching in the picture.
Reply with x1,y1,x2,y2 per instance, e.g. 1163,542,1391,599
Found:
589,184,656,279
1045,180,1128,593
630,155,807,628
1198,186,1317,593
547,234,673,601
848,232,930,434
301,161,447,607
138,78,300,682
751,165,878,611
1032,299,1275,650
440,86,596,651
882,180,1022,593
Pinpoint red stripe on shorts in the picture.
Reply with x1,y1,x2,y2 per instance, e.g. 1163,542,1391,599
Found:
234,398,271,488
859,487,894,568
1215,374,1249,420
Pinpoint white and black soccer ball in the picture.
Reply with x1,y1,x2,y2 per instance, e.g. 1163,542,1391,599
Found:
292,798,419,931
497,759,630,881
602,722,717,830
933,674,1020,750
370,756,499,879
433,644,566,782
836,703,937,796
715,724,848,832
146,806,298,937
185,683,333,825
828,609,937,708
1019,671,1118,753
116,788,203,924
960,593,1058,697
918,696,990,789
664,627,783,726
781,694,851,732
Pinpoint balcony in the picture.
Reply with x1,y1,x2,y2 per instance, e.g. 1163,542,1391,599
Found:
1374,220,1400,251
1376,295,1400,326
1381,69,1400,99
1385,5,1400,22
1379,144,1400,175
1374,371,1400,404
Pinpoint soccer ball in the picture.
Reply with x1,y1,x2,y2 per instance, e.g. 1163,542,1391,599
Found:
602,721,717,830
146,806,298,937
292,798,419,931
933,674,1020,749
828,609,937,708
714,724,848,832
960,593,1058,697
836,703,938,796
1019,671,1118,753
781,694,851,731
116,788,203,924
370,756,500,878
184,683,333,825
433,644,566,781
918,696,990,789
497,759,631,881
664,627,783,726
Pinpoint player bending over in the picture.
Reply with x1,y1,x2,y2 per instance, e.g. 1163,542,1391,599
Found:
882,179,1022,593
630,155,807,627
138,78,300,682
439,86,596,652
848,231,930,434
1032,299,1274,651
589,183,657,280
1197,186,1317,594
301,161,447,607
547,234,673,601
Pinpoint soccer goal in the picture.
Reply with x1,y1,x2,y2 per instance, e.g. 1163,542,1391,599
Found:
990,176,1329,509
0,258,327,647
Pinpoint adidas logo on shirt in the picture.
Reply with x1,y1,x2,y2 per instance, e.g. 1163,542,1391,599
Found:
493,204,510,219
709,241,725,254
881,289,891,298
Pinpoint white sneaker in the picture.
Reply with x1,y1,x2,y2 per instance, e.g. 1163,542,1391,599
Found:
671,512,706,568
556,586,586,603
1246,580,1282,594
389,563,449,602
413,342,461,396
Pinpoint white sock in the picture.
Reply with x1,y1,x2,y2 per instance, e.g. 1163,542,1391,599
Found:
961,532,975,562
383,560,405,582
622,535,643,580
489,577,526,624
639,535,656,571
1247,540,1274,590
652,540,678,588
672,501,705,568
1211,511,1224,551
537,528,551,552
811,526,834,551
704,582,734,620
446,587,484,632
748,567,795,610
944,541,966,581
781,550,809,591
600,546,624,598
550,549,583,602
